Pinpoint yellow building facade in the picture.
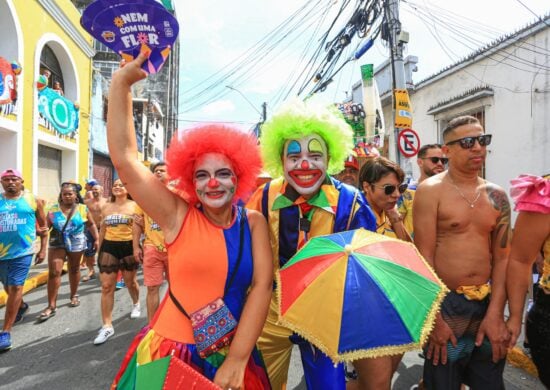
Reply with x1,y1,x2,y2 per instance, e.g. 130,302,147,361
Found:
0,0,94,202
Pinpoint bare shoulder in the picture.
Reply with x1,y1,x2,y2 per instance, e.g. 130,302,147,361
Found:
483,180,506,194
416,172,446,198
246,209,268,229
483,180,510,212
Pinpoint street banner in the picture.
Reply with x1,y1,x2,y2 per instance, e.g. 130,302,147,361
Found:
81,0,179,74
0,57,18,105
37,86,80,135
361,64,385,146
394,89,412,128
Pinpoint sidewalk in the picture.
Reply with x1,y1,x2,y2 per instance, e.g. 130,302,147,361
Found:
0,262,49,306
0,262,540,382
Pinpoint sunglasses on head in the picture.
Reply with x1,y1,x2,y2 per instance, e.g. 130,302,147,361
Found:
371,183,408,195
445,134,492,149
422,157,448,164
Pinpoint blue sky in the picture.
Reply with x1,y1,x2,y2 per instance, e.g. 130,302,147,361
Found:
173,0,549,130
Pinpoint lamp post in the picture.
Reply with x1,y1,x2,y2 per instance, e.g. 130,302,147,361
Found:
226,85,266,123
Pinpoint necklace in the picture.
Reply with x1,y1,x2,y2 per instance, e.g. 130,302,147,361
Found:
447,175,482,208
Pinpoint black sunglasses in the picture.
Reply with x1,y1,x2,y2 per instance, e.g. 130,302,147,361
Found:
446,134,492,149
421,157,448,164
371,183,408,195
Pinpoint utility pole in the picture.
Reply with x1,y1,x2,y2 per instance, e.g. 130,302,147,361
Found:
261,102,267,123
386,0,407,167
144,93,152,162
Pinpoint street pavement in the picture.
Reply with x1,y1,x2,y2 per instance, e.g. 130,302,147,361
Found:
0,264,545,389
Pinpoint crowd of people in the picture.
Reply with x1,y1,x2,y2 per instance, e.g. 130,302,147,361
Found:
0,51,548,390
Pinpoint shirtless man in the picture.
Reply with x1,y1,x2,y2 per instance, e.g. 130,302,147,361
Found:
413,115,511,389
82,184,107,281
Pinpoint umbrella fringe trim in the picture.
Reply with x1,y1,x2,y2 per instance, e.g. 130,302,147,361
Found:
276,312,430,364
417,285,450,348
276,269,450,365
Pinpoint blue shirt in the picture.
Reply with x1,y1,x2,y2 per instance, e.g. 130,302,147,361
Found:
0,192,37,260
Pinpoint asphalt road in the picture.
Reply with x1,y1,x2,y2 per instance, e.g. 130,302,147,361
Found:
0,269,544,390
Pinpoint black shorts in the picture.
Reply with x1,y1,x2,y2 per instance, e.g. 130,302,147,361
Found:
98,240,138,274
423,291,505,390
526,288,550,388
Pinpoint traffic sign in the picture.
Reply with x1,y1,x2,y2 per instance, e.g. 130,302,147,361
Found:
397,128,420,158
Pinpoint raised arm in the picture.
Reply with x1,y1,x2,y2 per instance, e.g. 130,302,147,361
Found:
107,52,186,240
213,210,273,389
132,208,145,263
506,211,549,346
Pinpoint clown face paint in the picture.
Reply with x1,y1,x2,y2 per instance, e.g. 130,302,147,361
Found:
283,135,328,197
193,153,237,209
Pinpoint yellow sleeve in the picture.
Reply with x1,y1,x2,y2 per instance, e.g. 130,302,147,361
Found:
246,185,265,212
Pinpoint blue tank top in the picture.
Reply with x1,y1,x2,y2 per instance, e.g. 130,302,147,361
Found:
0,192,37,260
48,203,88,236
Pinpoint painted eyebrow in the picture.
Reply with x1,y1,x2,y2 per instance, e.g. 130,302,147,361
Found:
194,168,233,175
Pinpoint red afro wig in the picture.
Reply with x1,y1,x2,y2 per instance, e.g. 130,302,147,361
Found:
166,124,262,205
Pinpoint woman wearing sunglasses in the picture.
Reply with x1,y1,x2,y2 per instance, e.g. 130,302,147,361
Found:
359,156,412,242
348,156,412,390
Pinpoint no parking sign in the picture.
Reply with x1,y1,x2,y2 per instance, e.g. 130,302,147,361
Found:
397,128,420,158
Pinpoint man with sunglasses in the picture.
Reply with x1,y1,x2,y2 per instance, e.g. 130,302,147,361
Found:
398,144,448,235
414,115,511,390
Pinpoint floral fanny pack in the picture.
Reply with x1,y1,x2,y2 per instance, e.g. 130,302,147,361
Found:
169,210,245,358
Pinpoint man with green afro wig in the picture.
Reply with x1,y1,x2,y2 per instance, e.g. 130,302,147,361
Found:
247,98,376,389
260,98,354,179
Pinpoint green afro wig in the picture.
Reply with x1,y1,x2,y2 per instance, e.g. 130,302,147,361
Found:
260,98,354,178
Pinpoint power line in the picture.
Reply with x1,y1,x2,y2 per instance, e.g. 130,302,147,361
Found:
515,0,550,27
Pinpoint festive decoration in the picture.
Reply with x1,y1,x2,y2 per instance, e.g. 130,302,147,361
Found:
36,74,48,91
0,57,17,104
37,86,80,135
10,61,22,75
335,102,365,139
277,228,448,363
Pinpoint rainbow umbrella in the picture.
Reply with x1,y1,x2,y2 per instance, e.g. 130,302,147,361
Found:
276,228,448,363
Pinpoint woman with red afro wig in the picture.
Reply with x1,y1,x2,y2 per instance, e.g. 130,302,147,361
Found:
105,53,273,390
166,124,262,205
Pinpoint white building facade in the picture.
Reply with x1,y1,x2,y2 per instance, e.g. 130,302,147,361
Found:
363,17,549,196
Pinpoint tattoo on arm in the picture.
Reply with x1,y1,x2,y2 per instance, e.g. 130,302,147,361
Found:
487,185,511,248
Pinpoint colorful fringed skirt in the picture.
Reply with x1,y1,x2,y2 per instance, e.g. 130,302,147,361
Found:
112,326,271,389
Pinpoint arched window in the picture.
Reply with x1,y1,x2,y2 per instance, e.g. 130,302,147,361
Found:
39,45,64,92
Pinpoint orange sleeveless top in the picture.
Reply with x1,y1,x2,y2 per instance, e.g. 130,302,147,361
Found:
151,206,234,343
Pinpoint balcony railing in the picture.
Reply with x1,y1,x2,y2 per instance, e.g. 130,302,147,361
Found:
0,102,17,119
38,113,78,142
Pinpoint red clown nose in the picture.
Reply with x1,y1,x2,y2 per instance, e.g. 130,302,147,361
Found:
207,178,219,188
301,160,310,169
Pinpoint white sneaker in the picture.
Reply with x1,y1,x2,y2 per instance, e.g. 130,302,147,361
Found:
93,326,114,345
130,302,141,319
